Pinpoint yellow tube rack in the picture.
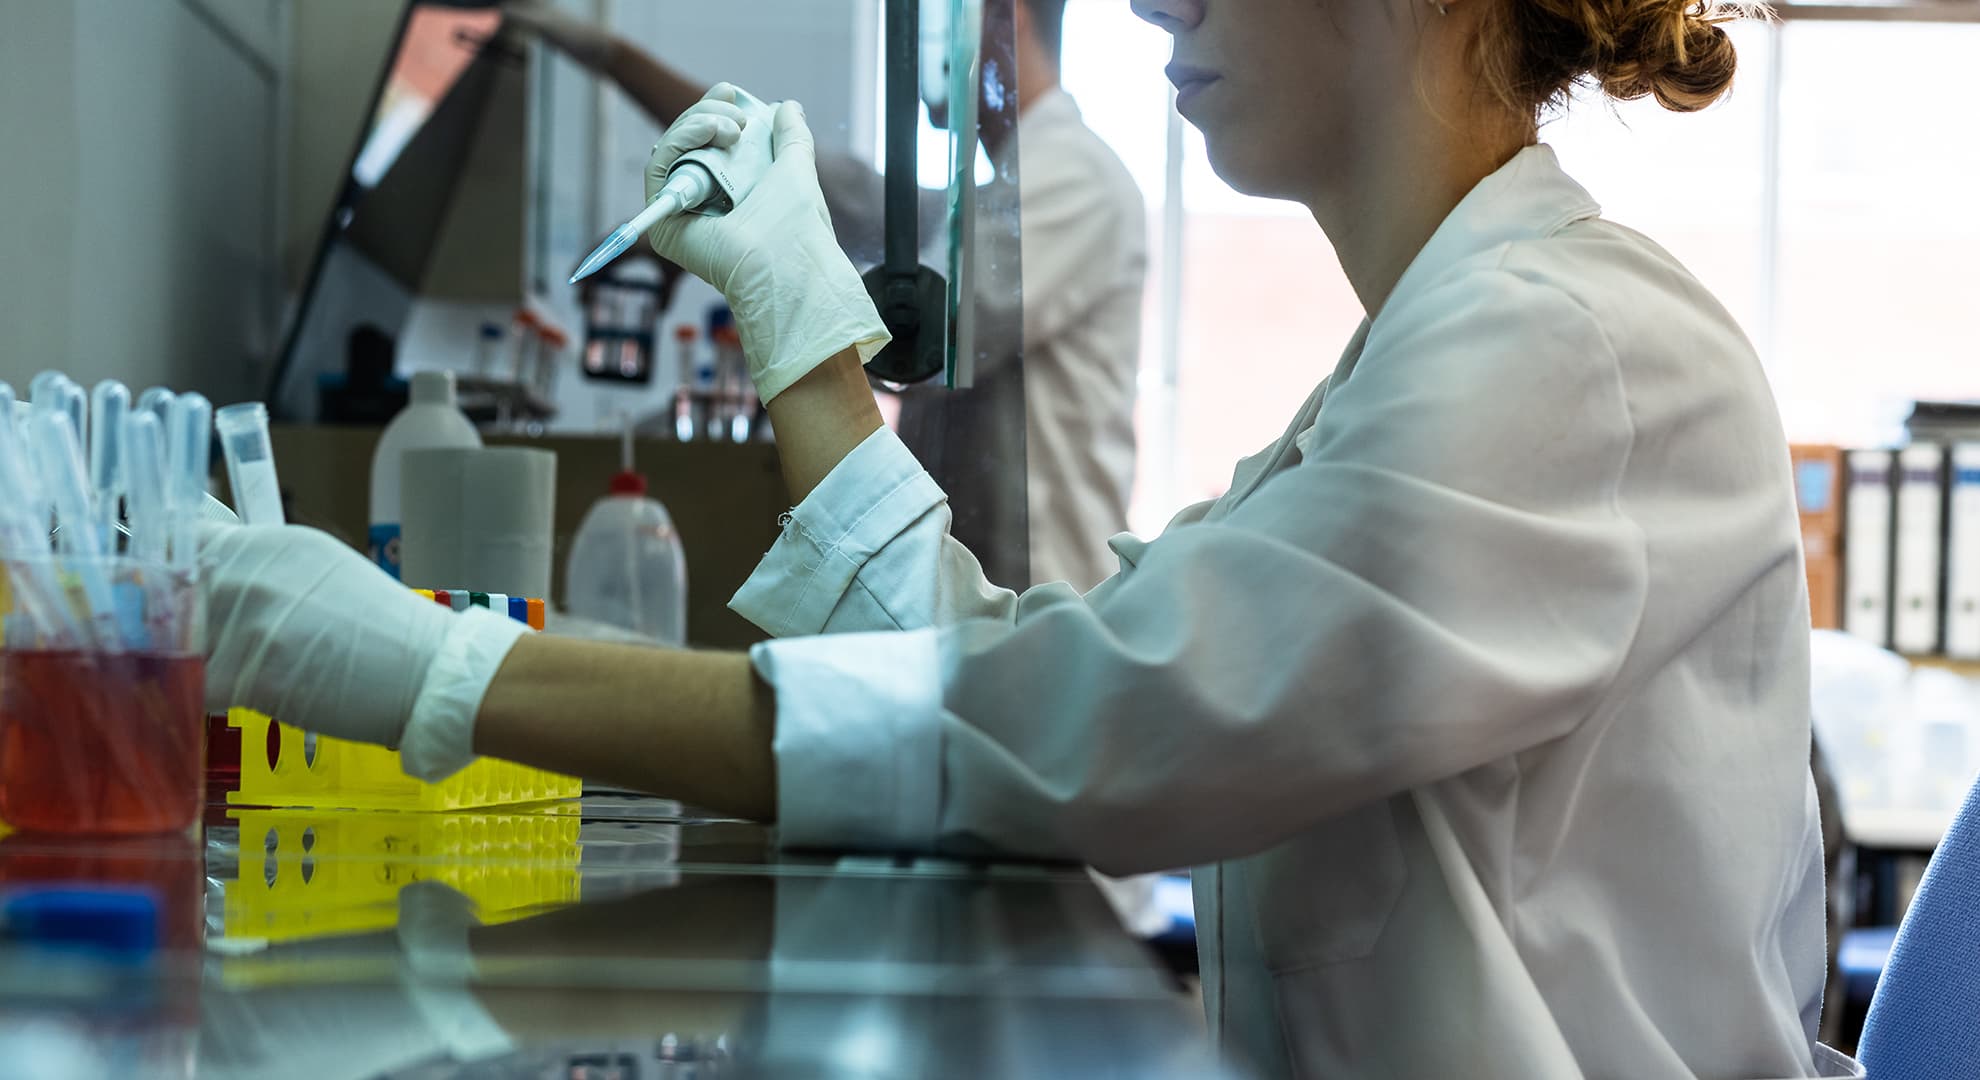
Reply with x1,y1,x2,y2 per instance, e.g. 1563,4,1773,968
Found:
226,709,581,811
224,587,575,811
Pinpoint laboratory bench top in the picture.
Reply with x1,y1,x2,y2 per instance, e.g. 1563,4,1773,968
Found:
0,795,1228,1079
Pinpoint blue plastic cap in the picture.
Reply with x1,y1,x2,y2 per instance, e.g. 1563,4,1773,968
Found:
2,886,160,956
480,323,505,340
705,304,734,334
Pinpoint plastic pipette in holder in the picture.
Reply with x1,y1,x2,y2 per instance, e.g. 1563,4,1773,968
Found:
30,372,88,461
135,387,175,429
0,405,80,648
165,394,212,568
215,402,284,527
89,381,130,544
569,89,778,285
27,411,118,648
122,412,169,563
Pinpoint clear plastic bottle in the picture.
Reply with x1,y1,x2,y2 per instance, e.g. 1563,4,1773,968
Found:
565,428,687,644
369,371,481,579
670,325,700,442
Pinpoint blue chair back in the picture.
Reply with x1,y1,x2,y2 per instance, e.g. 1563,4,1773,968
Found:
1858,774,1980,1078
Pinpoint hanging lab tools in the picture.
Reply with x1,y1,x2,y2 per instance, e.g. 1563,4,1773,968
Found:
863,0,951,386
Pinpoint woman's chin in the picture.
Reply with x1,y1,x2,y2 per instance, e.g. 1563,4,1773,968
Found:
1200,139,1304,207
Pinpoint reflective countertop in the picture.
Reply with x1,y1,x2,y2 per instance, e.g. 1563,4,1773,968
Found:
0,795,1225,1078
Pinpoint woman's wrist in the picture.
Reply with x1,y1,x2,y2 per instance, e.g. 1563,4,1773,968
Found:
762,348,886,504
398,608,531,781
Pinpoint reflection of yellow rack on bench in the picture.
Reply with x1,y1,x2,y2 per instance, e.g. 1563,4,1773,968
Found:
227,708,581,811
224,807,582,944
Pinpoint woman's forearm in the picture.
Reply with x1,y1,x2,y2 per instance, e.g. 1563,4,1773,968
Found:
602,36,710,125
764,347,886,503
473,635,778,819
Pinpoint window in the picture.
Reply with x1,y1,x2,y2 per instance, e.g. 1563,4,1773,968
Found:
1063,0,1361,531
1773,22,1980,446
1063,5,1980,534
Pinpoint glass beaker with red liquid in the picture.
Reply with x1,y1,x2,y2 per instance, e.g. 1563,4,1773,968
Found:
0,558,205,836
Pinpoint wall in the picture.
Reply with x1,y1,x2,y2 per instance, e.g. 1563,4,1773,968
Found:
282,0,405,287
0,0,284,402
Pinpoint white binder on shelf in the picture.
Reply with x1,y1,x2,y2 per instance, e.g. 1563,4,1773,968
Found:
1944,443,1980,659
1892,444,1949,656
1843,449,1895,648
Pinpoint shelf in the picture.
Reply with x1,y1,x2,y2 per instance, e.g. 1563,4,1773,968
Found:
1905,656,1980,676
1843,806,1949,851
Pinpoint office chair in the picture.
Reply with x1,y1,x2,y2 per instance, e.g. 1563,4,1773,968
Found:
1856,770,1980,1078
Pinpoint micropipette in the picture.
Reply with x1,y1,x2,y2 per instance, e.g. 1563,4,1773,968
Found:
89,381,131,545
215,402,285,526
569,90,778,285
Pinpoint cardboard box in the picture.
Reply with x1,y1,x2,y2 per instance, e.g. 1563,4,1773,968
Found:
254,425,787,649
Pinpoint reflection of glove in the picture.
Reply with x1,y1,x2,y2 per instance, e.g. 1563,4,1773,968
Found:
501,1,614,69
200,523,527,780
397,880,482,982
646,85,890,403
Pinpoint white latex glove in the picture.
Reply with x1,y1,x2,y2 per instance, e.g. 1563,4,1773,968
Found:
646,85,890,403
199,522,528,780
501,1,614,69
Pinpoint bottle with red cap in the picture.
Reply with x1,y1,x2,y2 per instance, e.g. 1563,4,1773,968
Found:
564,418,687,644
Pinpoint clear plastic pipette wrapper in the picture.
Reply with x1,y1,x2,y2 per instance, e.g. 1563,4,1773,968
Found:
215,402,285,526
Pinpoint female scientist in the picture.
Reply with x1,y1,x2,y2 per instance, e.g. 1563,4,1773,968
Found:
201,0,1856,1075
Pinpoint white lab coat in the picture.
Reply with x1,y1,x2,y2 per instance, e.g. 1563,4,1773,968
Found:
735,146,1862,1078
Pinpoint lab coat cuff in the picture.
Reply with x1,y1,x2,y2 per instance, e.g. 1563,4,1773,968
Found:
731,427,945,637
753,627,945,852
400,607,530,782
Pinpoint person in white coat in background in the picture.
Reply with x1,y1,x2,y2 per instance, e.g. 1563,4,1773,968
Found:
199,0,1861,1076
505,0,1166,936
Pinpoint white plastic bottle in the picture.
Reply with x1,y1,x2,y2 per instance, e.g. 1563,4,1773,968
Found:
369,370,480,579
565,429,687,644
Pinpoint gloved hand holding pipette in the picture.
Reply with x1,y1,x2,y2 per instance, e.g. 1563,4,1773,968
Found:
637,85,891,404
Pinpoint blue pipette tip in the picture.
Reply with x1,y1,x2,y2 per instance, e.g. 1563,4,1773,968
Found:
569,224,640,285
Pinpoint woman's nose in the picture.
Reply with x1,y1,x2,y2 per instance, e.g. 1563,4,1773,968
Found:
1130,0,1204,33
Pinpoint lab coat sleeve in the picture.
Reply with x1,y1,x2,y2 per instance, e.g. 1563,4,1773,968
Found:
762,270,1651,873
729,425,1034,635
729,425,1219,637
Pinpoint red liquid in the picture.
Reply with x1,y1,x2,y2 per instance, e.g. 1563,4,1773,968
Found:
205,712,241,798
0,651,205,834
